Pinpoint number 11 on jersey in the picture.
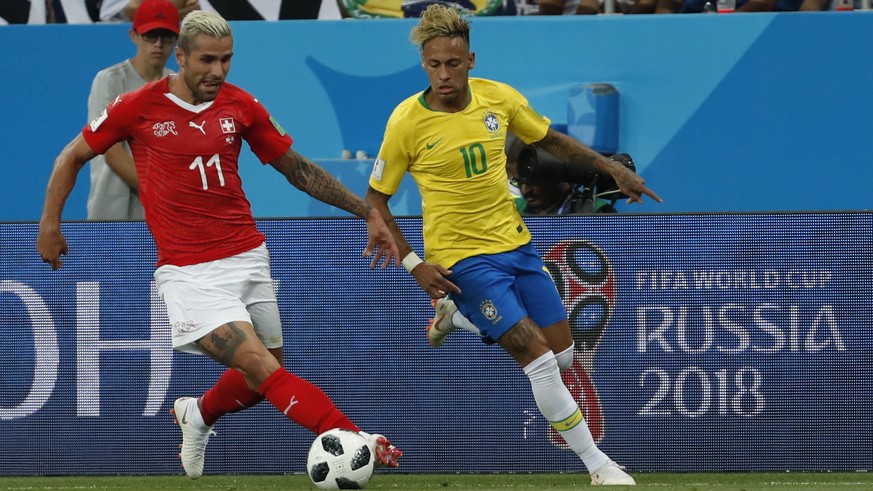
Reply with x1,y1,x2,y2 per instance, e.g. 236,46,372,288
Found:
189,154,225,190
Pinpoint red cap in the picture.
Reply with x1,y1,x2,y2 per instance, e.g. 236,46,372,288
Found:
133,0,180,35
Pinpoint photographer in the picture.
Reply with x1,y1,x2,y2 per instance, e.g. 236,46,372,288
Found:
513,175,586,215
513,142,636,215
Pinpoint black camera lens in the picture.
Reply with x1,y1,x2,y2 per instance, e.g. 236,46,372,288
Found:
515,145,637,201
517,145,596,186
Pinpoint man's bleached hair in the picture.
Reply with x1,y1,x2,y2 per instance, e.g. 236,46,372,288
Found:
178,10,232,53
409,3,470,51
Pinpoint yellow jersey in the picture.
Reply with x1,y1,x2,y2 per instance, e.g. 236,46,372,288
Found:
370,77,551,268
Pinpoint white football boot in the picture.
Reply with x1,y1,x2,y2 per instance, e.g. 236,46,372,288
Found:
591,461,636,486
426,297,460,348
171,397,216,479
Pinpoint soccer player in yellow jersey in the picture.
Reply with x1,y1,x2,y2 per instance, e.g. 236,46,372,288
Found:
366,4,661,486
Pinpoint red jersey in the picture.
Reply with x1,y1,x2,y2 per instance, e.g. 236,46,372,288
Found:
83,77,293,267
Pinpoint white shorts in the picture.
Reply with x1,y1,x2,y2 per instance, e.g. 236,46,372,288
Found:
154,243,283,355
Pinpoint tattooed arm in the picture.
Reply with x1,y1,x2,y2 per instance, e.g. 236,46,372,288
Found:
534,127,612,175
269,148,399,268
270,147,371,217
533,128,662,204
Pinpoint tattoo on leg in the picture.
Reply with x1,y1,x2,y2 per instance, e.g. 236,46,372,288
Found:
501,318,538,351
200,321,248,366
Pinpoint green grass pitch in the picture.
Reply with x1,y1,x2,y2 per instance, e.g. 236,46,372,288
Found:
1,472,872,490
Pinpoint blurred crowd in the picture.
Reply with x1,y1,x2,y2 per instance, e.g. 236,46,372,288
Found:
2,0,869,24
1,0,329,24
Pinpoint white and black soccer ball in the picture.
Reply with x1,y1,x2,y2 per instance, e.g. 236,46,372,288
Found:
307,428,375,490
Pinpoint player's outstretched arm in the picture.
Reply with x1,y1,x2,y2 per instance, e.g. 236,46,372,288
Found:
269,149,399,268
362,206,400,269
365,186,460,298
37,134,97,270
533,128,662,205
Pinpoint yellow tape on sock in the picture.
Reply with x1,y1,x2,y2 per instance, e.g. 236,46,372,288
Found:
551,408,583,432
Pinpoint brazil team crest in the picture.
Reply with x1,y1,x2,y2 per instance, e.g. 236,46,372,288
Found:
480,300,500,323
483,112,499,134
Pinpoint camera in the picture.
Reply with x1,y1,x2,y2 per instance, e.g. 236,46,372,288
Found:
516,145,636,199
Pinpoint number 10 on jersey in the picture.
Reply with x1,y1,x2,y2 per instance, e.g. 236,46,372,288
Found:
461,144,487,178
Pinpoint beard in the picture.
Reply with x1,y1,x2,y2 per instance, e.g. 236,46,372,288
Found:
184,72,222,104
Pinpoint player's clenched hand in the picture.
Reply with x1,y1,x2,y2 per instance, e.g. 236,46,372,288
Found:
36,227,68,270
362,208,400,269
411,263,461,299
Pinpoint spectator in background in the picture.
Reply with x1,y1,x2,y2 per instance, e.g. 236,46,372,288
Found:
798,0,826,8
535,0,603,15
628,0,802,13
86,0,180,220
45,0,325,23
122,0,200,22
625,0,682,13
679,0,800,11
339,0,511,17
797,0,855,10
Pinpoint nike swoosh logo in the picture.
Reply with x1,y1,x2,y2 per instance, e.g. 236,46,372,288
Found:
426,137,444,150
180,400,189,425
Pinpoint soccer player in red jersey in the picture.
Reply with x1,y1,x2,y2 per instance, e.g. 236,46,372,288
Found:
37,9,401,479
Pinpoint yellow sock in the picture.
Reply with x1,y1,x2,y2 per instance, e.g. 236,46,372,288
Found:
551,407,583,432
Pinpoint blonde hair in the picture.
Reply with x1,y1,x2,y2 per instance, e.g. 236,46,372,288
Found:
178,10,232,53
409,4,471,51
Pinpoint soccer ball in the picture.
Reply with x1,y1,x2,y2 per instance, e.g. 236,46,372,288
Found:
307,428,375,490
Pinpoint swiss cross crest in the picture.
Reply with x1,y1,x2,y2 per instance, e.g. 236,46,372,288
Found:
220,117,236,134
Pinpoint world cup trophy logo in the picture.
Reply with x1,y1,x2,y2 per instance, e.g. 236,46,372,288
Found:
542,240,616,446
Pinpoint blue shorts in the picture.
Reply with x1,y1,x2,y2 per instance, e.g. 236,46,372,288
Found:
448,243,567,343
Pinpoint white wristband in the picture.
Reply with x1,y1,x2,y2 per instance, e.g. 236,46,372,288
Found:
401,251,424,273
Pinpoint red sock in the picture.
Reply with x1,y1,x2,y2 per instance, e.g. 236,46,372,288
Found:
199,369,264,427
258,367,360,434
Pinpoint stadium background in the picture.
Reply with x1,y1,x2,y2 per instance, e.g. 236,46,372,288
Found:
1,12,872,476
2,13,873,220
